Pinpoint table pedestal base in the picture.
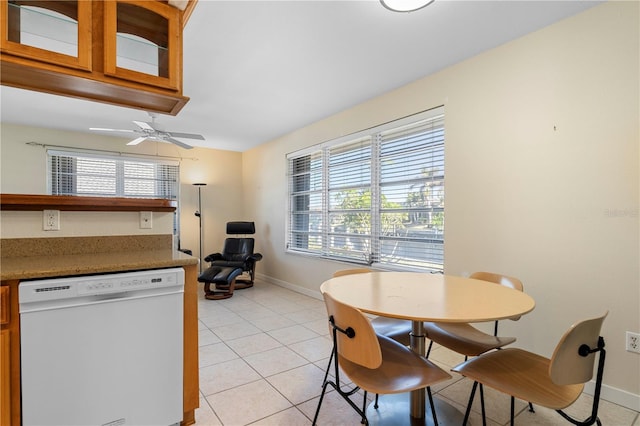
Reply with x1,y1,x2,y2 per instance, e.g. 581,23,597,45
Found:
366,393,466,426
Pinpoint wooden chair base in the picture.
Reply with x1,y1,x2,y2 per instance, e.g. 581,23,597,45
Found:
199,266,244,300
216,280,253,290
204,280,235,300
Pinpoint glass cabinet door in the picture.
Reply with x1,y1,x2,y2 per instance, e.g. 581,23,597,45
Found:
103,0,180,91
1,0,91,70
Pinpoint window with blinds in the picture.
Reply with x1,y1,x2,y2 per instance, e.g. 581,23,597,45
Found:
287,107,445,272
48,150,179,200
48,149,181,234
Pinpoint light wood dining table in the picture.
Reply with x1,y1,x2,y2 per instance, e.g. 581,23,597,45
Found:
320,271,536,425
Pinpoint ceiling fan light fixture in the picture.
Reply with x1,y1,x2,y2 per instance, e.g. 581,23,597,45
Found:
380,0,435,12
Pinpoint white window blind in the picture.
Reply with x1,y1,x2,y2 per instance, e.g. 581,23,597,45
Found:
328,137,372,262
48,150,179,200
289,152,323,254
287,107,445,271
377,117,445,269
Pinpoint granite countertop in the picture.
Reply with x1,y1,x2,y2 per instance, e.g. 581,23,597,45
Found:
0,236,198,281
0,249,198,281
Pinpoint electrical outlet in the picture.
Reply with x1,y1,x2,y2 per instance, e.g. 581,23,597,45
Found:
626,331,640,353
140,211,153,229
43,210,60,231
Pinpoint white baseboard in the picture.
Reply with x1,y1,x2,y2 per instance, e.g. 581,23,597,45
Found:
257,273,640,413
257,272,322,300
585,381,640,412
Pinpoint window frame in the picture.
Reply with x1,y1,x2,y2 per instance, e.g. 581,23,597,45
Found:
47,149,181,235
286,106,445,272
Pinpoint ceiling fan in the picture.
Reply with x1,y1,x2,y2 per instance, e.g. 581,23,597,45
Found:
90,113,204,150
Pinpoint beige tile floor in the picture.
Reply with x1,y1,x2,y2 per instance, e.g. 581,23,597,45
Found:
194,278,639,426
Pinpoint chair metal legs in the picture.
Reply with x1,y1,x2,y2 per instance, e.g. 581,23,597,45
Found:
426,339,434,358
463,381,489,426
480,384,487,426
321,347,333,385
462,381,476,425
462,382,549,426
312,367,368,425
314,323,368,425
361,391,369,424
427,387,439,426
323,344,385,413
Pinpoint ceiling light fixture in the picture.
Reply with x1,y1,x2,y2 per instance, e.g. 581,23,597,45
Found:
380,0,435,12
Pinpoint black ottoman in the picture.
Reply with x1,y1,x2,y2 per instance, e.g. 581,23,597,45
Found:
197,266,243,300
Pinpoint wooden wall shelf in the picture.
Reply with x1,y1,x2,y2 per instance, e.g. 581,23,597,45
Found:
0,194,177,212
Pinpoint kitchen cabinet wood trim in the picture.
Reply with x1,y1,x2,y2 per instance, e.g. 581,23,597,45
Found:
1,329,11,425
0,0,93,71
0,0,190,115
0,59,189,115
0,287,8,325
181,0,197,27
0,280,21,426
182,264,199,425
103,0,181,91
0,194,177,212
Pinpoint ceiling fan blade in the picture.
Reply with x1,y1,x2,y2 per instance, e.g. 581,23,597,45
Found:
90,127,137,134
127,136,148,146
166,131,205,140
166,137,194,149
133,120,155,131
94,117,197,149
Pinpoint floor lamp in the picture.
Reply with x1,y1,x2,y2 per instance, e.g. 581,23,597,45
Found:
193,183,207,274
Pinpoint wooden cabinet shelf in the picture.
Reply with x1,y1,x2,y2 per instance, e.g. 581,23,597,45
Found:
0,0,193,115
0,194,177,212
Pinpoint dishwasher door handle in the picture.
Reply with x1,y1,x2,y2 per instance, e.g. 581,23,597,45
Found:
20,287,184,314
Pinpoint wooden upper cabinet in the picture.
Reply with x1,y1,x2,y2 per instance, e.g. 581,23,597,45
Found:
104,0,181,91
0,0,190,115
0,1,92,71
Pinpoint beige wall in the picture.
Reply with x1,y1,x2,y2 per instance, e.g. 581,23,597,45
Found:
0,123,245,261
242,2,639,406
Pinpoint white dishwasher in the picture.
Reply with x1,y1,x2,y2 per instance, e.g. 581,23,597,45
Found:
19,268,184,426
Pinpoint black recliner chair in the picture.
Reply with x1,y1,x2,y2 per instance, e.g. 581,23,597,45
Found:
201,221,262,290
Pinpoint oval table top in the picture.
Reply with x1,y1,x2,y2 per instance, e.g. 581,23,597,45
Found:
320,271,535,323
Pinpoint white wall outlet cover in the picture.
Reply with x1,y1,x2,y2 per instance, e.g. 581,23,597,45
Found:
626,331,640,354
43,210,60,231
140,211,153,229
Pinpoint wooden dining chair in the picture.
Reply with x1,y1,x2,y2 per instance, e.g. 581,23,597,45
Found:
423,272,534,415
452,312,608,426
313,292,451,425
322,269,412,384
424,271,525,359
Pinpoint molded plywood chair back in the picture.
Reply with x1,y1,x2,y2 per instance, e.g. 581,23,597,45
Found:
323,291,383,369
550,313,607,386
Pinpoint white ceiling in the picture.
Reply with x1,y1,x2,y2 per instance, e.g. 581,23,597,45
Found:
0,0,601,152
